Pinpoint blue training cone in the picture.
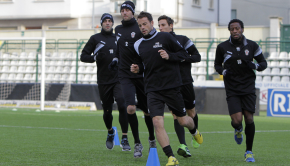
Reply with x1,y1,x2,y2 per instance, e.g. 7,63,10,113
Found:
112,126,120,146
146,148,160,166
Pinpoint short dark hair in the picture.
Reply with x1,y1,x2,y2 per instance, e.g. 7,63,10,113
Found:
228,19,244,30
137,11,153,22
158,15,174,26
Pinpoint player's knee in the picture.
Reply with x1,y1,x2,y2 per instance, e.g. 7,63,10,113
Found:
152,116,163,128
127,105,136,114
186,108,196,118
176,117,186,127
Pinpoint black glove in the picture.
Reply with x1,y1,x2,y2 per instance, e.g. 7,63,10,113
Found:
243,60,259,70
222,68,235,77
108,58,118,71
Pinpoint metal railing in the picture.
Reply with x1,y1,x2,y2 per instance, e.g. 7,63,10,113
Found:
0,38,289,81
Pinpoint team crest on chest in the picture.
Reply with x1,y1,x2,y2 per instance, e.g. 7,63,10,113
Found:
131,32,136,38
109,49,113,54
245,49,249,56
153,42,162,48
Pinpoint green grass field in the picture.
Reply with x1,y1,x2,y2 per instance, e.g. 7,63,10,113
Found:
0,108,289,166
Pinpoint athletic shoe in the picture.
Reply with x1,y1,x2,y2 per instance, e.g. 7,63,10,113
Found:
134,143,143,158
244,151,255,162
192,129,203,144
148,138,157,151
120,138,131,151
234,128,243,145
106,129,115,150
191,138,200,149
177,144,191,158
166,156,179,166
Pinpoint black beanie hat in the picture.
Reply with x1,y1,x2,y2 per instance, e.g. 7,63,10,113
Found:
100,13,114,25
120,1,135,15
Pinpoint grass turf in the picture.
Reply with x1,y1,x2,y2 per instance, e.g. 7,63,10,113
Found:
0,108,289,166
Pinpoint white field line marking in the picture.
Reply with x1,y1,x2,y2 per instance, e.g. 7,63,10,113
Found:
0,125,290,134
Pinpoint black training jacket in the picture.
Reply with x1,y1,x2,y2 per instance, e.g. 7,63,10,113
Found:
115,18,143,78
134,30,189,93
214,36,267,96
80,30,118,85
170,32,201,84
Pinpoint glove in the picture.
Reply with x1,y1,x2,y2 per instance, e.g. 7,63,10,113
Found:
108,58,118,71
222,68,234,77
244,60,259,70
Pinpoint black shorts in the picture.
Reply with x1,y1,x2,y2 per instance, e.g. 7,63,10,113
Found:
98,82,125,109
119,77,148,112
226,94,256,115
147,87,186,118
180,83,195,109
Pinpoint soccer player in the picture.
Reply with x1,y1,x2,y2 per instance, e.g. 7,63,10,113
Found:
80,13,130,151
108,1,156,158
158,15,202,158
131,11,203,166
214,19,267,162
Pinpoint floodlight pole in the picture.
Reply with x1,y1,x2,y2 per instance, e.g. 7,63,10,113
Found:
41,31,46,111
92,0,95,29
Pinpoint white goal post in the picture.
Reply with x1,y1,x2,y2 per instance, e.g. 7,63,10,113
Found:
0,37,46,111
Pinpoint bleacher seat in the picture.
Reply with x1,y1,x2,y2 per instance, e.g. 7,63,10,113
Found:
78,66,85,73
268,52,279,60
70,67,76,73
82,74,91,84
48,66,55,73
64,61,71,66
63,66,70,73
0,74,8,82
91,75,97,82
197,75,206,81
279,61,288,67
68,75,76,82
9,66,18,73
197,67,206,75
17,66,26,73
281,76,289,82
208,67,215,75
278,52,288,60
262,76,271,82
18,60,26,66
23,74,32,83
7,74,16,82
60,74,69,82
1,66,8,73
2,53,9,58
28,52,36,59
269,61,279,67
55,66,63,73
25,66,35,73
11,60,18,65
197,61,207,67
200,52,206,60
26,60,36,66
280,68,289,76
46,74,54,83
85,66,94,74
260,68,271,75
272,76,280,82
19,52,27,59
92,66,97,73
270,68,280,76
208,61,214,67
56,60,63,66
2,60,10,65
54,74,62,82
191,62,198,67
192,75,197,81
256,76,262,82
15,74,24,81
208,52,215,60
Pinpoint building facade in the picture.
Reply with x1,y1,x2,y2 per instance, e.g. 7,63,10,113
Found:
0,0,231,30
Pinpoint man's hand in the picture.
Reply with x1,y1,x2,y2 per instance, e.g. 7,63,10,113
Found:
222,68,235,77
130,64,139,73
158,49,169,60
244,60,259,70
108,58,118,71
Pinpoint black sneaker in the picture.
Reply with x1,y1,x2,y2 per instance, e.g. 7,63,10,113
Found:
134,143,143,158
106,129,115,150
120,138,131,151
148,138,157,152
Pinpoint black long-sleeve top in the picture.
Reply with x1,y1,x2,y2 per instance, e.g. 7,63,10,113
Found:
80,29,118,85
115,18,143,78
170,32,201,84
214,36,267,96
134,30,189,93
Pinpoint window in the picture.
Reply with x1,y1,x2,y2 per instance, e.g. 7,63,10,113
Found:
144,0,147,12
48,26,67,30
0,27,17,30
0,0,13,3
193,0,200,6
209,0,214,9
25,27,42,30
231,9,237,20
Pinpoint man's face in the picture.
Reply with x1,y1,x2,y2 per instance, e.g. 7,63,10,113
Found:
229,22,244,40
102,19,113,32
121,8,133,21
158,19,172,32
137,17,153,36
